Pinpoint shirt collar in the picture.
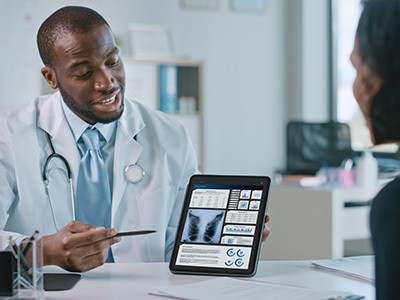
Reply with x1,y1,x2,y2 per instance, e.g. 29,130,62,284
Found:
61,100,117,142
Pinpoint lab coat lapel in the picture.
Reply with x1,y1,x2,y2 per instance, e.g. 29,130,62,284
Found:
112,101,144,217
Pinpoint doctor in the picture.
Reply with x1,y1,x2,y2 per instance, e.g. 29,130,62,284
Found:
0,6,198,272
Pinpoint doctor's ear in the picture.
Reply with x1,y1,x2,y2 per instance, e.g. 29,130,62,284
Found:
41,67,58,89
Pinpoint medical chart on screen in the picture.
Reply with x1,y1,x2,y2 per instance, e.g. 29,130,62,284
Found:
176,186,263,269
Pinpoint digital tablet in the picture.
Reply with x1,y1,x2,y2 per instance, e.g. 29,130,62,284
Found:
169,174,271,277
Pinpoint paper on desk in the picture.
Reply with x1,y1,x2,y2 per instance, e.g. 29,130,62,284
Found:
310,255,375,284
149,277,360,300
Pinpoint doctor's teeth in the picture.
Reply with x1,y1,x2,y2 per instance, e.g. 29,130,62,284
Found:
99,96,116,105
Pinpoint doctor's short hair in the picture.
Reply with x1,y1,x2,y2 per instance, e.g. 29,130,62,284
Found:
357,0,400,144
37,6,110,67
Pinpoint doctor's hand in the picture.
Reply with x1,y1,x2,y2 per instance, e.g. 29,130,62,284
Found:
42,221,122,272
262,215,271,242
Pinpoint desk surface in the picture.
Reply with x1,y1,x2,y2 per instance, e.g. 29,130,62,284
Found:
43,260,375,300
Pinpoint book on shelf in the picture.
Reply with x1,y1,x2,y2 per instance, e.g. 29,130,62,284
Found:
159,65,178,113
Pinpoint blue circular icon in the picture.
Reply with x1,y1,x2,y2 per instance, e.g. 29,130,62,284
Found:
226,248,235,257
236,249,245,257
235,258,244,267
225,260,234,266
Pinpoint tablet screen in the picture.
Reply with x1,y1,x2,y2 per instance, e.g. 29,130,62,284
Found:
169,175,271,277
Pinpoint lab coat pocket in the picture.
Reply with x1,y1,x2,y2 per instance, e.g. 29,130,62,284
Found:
136,186,176,230
135,186,177,261
114,186,176,262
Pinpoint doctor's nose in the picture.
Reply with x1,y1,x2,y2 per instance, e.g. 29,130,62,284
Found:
94,70,115,91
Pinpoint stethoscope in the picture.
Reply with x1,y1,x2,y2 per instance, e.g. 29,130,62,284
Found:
42,131,145,230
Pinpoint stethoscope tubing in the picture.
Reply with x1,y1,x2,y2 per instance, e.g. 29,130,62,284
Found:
42,131,144,231
43,132,72,181
43,132,75,230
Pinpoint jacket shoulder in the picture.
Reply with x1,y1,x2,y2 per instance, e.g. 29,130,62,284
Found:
0,95,52,132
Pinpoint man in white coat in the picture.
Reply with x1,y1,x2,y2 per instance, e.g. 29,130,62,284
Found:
0,6,270,273
0,6,198,272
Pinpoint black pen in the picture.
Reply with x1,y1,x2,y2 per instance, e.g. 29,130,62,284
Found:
11,239,30,272
115,230,156,237
22,230,39,256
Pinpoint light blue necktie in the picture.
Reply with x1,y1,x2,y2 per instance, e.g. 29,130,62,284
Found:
75,128,114,262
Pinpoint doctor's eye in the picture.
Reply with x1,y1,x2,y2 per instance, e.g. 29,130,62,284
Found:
75,70,93,79
107,57,120,68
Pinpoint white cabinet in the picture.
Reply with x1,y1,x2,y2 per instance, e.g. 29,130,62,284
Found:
123,57,203,169
260,184,379,260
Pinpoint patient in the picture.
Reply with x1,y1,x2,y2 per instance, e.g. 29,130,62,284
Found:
351,0,400,298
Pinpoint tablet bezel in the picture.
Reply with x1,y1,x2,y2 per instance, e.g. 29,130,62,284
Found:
169,174,271,277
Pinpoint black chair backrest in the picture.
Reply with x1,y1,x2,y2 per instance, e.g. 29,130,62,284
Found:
286,121,355,175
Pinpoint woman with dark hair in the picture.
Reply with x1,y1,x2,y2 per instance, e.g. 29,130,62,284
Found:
351,0,400,298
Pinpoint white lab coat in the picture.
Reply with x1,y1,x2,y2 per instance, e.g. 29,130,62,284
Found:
0,91,198,262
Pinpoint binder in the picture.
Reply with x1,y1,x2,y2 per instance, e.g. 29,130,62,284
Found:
159,65,178,113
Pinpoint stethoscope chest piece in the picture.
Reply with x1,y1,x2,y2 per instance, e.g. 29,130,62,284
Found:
125,164,145,183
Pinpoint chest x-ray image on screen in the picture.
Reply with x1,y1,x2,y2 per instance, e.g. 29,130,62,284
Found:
181,209,225,244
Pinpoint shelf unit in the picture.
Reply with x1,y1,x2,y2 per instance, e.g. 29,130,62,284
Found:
260,184,377,260
123,56,203,170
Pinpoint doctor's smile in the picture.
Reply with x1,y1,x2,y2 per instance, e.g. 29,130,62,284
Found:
92,91,123,114
96,94,118,105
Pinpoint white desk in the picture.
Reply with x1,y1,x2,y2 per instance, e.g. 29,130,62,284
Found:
260,184,379,260
43,261,375,299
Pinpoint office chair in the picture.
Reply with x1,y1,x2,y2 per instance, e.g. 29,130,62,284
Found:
285,121,355,175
